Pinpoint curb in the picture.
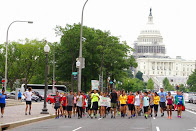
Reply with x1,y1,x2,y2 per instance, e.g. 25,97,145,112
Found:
0,114,55,131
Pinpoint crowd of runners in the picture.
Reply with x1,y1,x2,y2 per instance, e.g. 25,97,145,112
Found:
52,87,185,120
0,87,185,119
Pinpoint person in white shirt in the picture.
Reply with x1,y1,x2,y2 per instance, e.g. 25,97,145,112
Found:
24,87,33,115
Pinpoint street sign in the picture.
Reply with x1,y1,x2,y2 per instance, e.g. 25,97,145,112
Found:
74,75,77,80
72,72,78,76
2,79,5,83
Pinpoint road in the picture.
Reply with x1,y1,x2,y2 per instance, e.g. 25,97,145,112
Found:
9,108,196,131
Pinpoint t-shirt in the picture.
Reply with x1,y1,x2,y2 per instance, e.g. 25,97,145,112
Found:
91,93,99,102
0,93,7,104
77,95,83,107
66,95,74,106
54,96,61,107
158,92,167,102
111,92,118,103
86,95,91,105
62,96,67,106
18,92,22,97
127,95,134,104
143,96,149,107
119,95,127,104
25,91,32,101
153,96,160,105
178,95,183,105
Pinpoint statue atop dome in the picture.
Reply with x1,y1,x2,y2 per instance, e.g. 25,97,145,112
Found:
150,8,152,16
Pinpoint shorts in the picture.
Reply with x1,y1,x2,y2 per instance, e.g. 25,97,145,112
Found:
160,102,165,108
177,104,183,107
54,106,60,110
88,104,92,110
150,105,154,108
143,106,149,113
128,104,134,111
63,106,67,110
26,101,32,105
111,103,117,108
67,106,73,111
0,103,5,108
92,102,98,110
121,104,126,107
18,97,21,99
154,105,158,111
74,104,76,108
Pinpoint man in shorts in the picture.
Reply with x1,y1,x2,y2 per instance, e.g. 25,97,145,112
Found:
61,93,67,118
91,89,99,119
24,87,33,115
110,88,118,118
142,92,149,119
66,91,74,118
53,91,61,119
158,87,167,117
86,92,92,118
148,91,154,117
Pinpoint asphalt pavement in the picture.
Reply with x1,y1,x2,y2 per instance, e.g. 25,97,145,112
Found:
9,108,196,131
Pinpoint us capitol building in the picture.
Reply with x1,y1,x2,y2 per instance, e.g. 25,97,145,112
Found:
133,9,195,89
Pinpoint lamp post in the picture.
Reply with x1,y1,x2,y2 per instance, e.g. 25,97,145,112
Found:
5,20,33,91
41,41,50,114
78,0,88,92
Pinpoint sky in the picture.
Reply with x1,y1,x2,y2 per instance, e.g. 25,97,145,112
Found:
0,0,196,60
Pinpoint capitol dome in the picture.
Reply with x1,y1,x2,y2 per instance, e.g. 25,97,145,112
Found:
134,8,165,58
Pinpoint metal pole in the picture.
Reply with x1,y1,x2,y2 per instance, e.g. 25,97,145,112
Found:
41,53,49,114
5,20,33,92
52,45,55,93
78,0,88,91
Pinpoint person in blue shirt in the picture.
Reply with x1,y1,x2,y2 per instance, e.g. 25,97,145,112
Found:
158,87,167,117
0,88,7,118
18,90,22,101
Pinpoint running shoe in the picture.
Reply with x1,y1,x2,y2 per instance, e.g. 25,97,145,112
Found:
179,116,181,118
95,114,97,118
60,114,63,117
114,116,116,119
155,114,157,117
111,115,113,119
128,117,131,119
133,114,135,117
29,112,31,115
1,115,3,118
151,114,152,117
167,116,169,119
161,114,164,117
177,115,180,118
25,113,27,115
65,115,67,118
170,116,172,119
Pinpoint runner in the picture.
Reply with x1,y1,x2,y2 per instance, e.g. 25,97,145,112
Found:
119,90,127,118
148,91,154,117
158,87,167,117
100,92,108,118
142,92,150,119
0,88,7,118
61,93,68,118
110,88,118,119
76,91,84,119
134,91,141,117
91,89,100,119
24,87,33,115
66,90,74,118
99,92,103,118
139,92,144,114
53,91,61,119
166,91,174,119
127,91,135,119
153,92,160,117
73,92,77,117
81,92,86,117
18,90,22,102
106,94,111,115
175,91,185,118
117,90,121,115
86,92,92,118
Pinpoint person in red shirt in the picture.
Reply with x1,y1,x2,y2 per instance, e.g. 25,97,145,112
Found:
61,93,68,118
127,91,135,119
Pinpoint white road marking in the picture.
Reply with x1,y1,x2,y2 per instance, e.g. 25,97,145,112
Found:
153,117,155,119
72,127,82,131
187,127,196,131
156,126,160,131
98,118,102,120
186,109,196,115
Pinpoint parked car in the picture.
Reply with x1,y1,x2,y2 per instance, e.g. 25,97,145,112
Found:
31,95,39,102
192,96,196,104
188,95,194,103
46,93,56,104
32,91,44,101
7,91,17,99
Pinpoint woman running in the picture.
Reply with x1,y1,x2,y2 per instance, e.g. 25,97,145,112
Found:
166,92,174,119
134,91,141,117
0,88,7,118
119,90,127,118
100,92,107,118
153,92,160,117
73,92,77,117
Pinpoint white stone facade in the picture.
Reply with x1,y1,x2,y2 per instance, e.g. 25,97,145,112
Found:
133,9,195,89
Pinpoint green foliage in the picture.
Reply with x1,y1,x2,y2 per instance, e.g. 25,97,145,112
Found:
187,69,196,92
162,77,175,91
120,78,145,92
179,84,187,92
147,78,154,90
135,71,143,81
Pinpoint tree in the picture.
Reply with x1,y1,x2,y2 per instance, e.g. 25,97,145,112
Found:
187,69,196,92
147,78,154,90
135,71,143,81
162,77,174,91
179,84,186,92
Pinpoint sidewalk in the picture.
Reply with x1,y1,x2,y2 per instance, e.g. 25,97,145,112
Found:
0,102,55,130
185,103,196,112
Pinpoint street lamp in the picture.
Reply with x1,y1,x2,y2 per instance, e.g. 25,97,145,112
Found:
5,20,33,91
78,0,88,92
41,41,50,114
